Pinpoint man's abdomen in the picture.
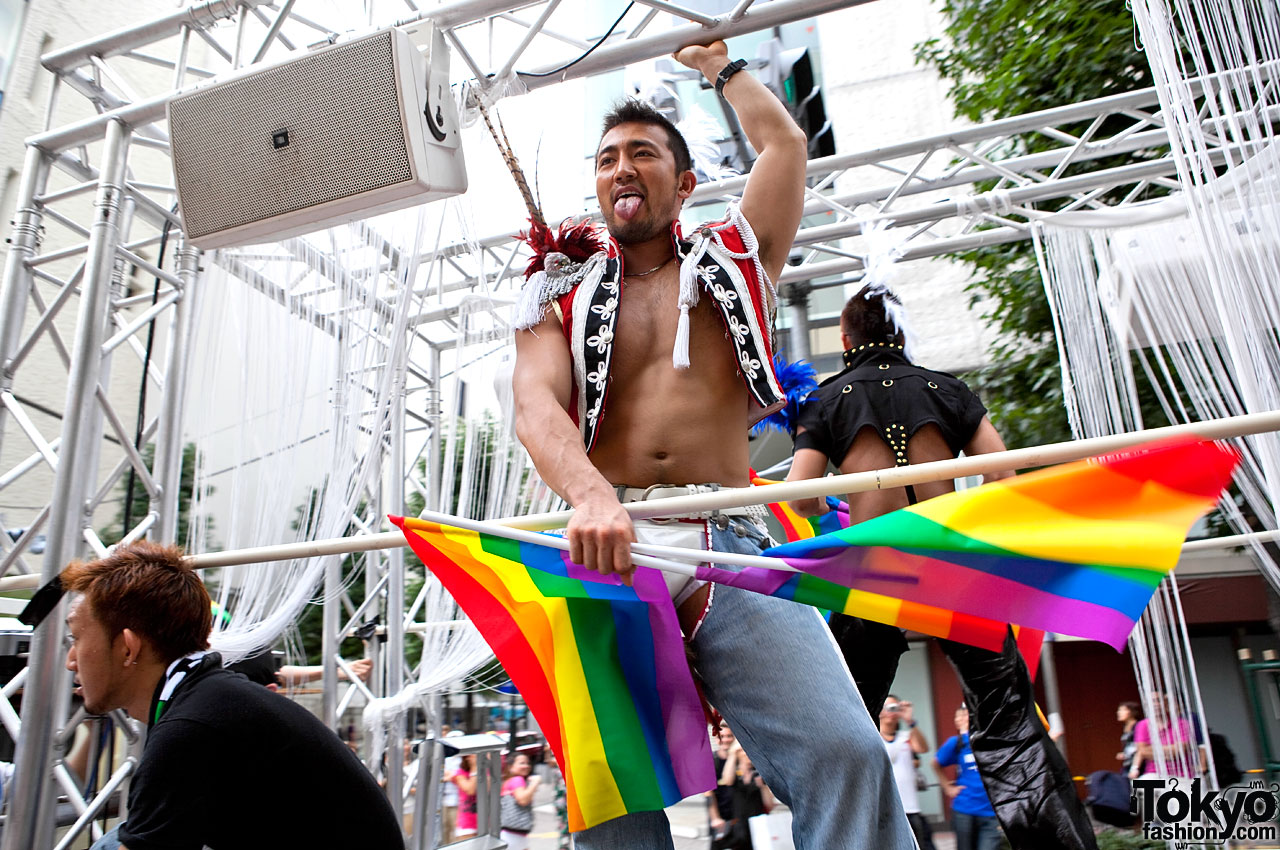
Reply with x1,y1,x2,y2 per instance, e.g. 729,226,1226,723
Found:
589,375,750,487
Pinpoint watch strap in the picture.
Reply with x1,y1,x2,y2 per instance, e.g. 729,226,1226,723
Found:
715,58,748,96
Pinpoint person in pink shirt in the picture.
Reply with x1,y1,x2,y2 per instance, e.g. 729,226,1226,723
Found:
500,753,541,850
1130,693,1201,778
448,754,478,839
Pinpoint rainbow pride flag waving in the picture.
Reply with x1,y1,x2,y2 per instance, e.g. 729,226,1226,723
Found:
761,439,1238,650
751,475,1045,672
395,439,1236,830
393,516,714,832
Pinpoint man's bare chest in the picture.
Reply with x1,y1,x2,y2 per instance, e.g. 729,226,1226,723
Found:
611,279,731,369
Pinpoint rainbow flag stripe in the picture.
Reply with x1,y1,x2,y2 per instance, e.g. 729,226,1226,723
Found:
750,480,848,541
392,516,714,832
763,440,1238,650
750,476,1038,660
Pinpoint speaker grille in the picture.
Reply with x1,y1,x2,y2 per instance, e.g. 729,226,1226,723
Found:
170,31,414,240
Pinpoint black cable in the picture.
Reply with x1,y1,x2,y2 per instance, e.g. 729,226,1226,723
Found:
517,2,635,78
121,217,174,540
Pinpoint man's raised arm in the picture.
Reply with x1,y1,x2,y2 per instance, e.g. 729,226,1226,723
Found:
674,41,808,285
512,314,637,582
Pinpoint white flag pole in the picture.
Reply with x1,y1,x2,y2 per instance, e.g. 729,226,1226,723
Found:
1,409,1273,591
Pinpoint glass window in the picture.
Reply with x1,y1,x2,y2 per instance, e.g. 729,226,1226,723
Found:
0,0,30,113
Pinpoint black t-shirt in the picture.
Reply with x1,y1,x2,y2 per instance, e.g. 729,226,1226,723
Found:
793,346,987,463
119,656,401,850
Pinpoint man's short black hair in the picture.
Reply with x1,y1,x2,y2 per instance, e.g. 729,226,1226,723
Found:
600,99,693,176
841,284,907,348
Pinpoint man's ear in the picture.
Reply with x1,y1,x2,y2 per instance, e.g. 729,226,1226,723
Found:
120,628,144,666
677,169,697,199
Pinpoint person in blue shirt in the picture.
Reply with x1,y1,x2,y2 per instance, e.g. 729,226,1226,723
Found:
935,705,1001,850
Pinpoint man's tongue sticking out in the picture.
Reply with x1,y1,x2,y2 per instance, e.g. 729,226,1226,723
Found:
615,193,643,220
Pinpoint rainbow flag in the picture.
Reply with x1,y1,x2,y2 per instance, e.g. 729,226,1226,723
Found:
750,475,1041,663
761,440,1238,650
750,478,848,542
392,516,714,832
393,440,1233,829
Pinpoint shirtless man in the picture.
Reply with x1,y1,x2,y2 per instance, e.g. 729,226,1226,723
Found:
514,39,913,850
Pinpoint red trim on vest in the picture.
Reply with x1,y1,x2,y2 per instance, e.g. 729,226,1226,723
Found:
714,224,775,367
557,289,580,431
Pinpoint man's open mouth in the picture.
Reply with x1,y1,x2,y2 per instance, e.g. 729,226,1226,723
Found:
614,189,644,220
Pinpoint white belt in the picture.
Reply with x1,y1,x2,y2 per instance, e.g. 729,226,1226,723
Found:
615,484,755,606
614,483,753,520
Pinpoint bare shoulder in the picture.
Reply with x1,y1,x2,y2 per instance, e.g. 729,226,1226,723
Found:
514,313,570,383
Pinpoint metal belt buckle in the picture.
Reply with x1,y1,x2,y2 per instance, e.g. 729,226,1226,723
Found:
639,483,681,524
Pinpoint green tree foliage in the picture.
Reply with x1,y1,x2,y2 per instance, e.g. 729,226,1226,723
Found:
914,0,1154,447
291,486,373,665
294,413,519,668
915,1,1151,125
100,443,211,549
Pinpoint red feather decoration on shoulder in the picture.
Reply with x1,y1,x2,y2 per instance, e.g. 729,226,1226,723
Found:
520,218,605,278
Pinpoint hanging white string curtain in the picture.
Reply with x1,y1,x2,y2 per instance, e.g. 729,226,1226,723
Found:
1042,0,1280,585
364,289,569,732
186,212,430,664
1031,0,1280,793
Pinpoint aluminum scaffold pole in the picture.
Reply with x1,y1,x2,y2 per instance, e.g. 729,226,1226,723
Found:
2,118,133,850
0,146,51,469
152,239,203,543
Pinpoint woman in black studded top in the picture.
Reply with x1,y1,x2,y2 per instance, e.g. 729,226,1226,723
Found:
787,284,1007,524
783,284,1099,850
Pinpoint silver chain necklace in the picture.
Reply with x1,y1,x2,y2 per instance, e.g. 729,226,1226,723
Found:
624,256,674,278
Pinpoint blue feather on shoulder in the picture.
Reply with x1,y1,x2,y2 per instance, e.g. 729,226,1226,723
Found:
751,355,818,438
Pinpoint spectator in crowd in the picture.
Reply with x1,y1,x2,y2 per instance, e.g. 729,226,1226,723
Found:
449,753,478,840
499,752,540,849
936,705,1001,850
438,729,461,845
716,739,775,850
880,695,936,850
1131,691,1199,778
1116,701,1142,776
708,725,738,844
61,541,402,849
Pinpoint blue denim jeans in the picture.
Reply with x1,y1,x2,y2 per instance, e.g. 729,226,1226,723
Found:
90,825,120,850
574,516,915,850
953,811,1001,850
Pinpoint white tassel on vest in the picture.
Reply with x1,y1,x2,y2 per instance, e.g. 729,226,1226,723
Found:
673,238,709,368
513,252,604,332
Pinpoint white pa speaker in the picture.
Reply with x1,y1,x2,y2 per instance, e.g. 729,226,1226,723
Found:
168,25,466,250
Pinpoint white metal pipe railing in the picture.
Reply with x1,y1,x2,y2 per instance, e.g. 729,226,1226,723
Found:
40,0,274,71
0,411,1268,593
513,0,870,88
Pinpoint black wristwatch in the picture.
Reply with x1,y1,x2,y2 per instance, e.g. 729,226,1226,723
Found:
714,58,748,97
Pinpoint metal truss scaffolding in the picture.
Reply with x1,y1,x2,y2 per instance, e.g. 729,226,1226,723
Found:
0,0,1247,847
